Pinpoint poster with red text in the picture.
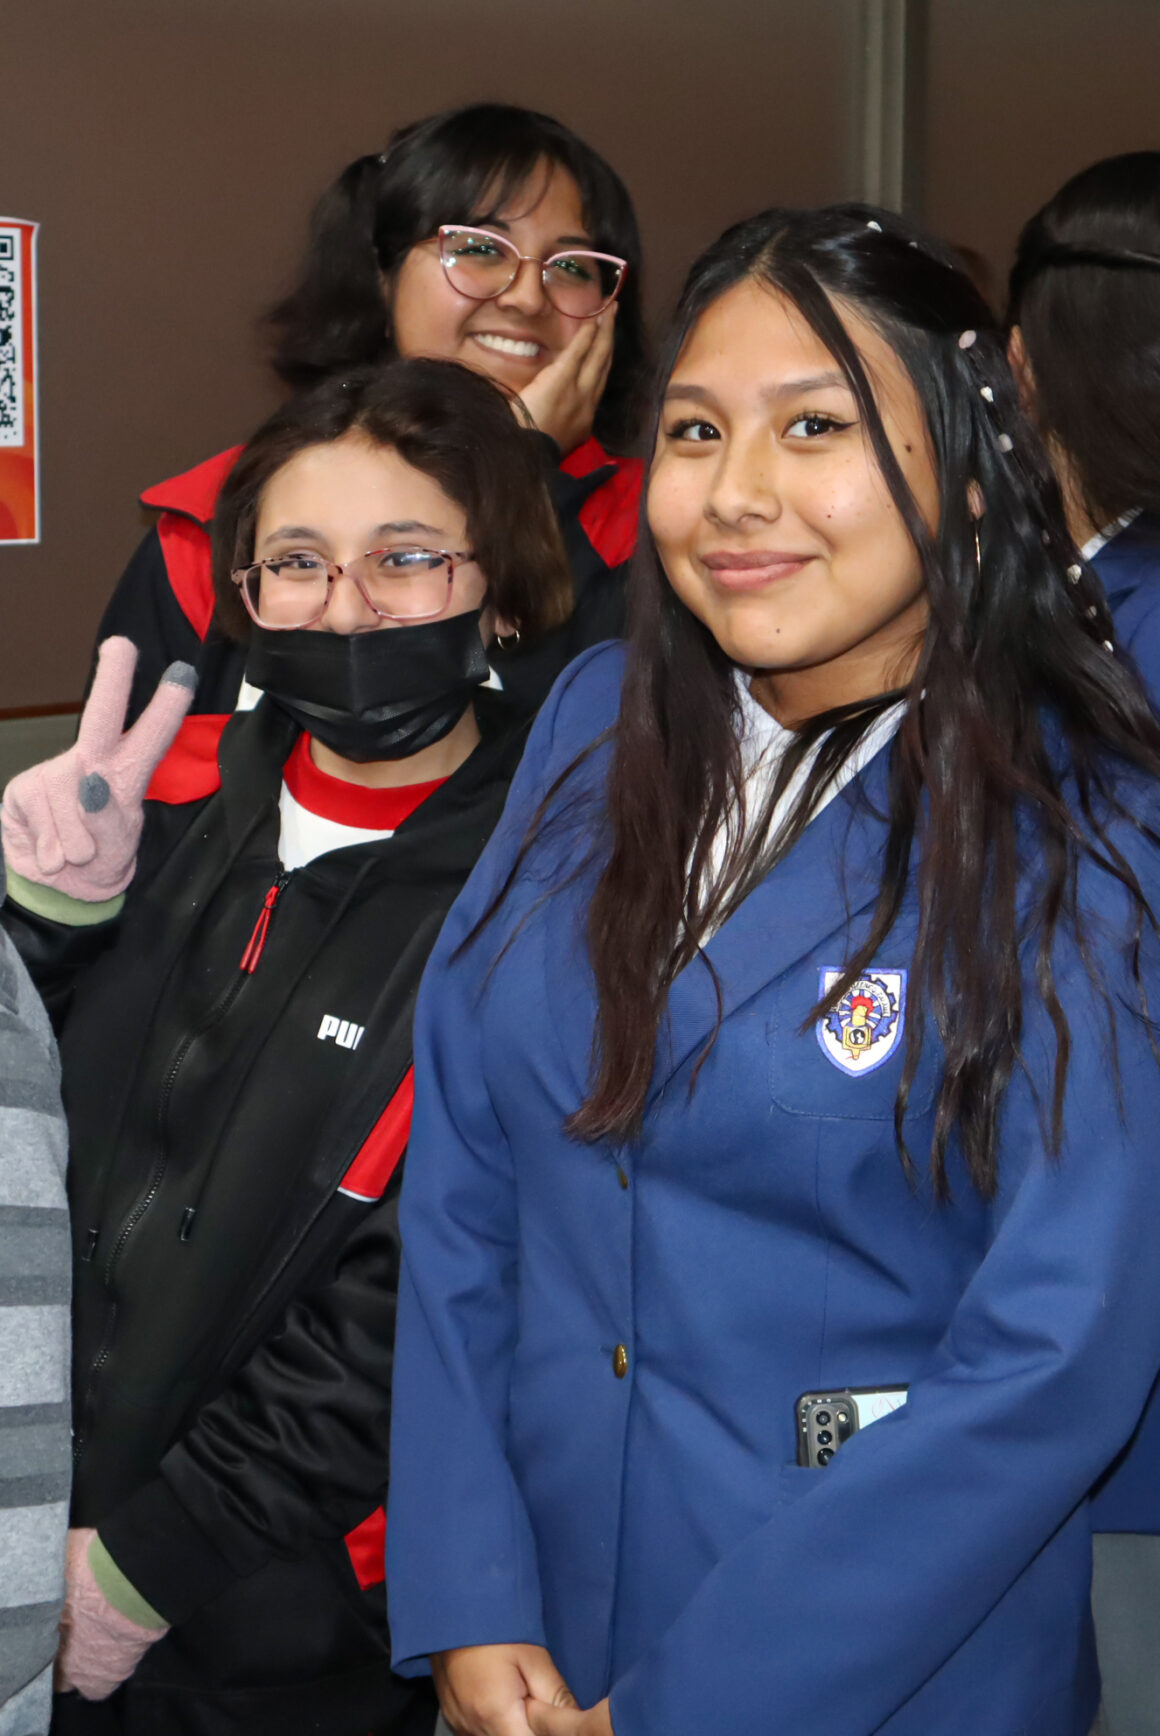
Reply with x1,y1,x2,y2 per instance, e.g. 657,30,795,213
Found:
0,219,40,544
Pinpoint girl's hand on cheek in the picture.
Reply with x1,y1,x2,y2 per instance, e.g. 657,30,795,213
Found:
433,1643,578,1736
526,1696,615,1736
518,309,617,456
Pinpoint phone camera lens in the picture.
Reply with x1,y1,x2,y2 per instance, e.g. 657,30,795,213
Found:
815,1410,831,1427
816,1429,833,1446
817,1447,834,1466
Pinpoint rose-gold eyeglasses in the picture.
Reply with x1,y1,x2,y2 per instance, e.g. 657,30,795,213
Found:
232,547,474,631
437,225,627,319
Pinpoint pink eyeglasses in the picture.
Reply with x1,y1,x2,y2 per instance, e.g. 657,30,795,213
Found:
232,546,474,630
437,225,627,319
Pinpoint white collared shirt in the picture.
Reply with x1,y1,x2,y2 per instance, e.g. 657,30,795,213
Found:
700,676,904,933
1082,509,1141,562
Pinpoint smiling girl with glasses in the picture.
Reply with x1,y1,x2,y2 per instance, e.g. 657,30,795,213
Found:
92,103,649,741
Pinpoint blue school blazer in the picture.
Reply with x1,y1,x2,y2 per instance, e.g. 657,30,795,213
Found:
1097,511,1160,675
388,644,1160,1736
1087,511,1160,1535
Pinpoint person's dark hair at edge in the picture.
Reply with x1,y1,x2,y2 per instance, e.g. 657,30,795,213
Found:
211,357,572,641
265,102,649,453
1008,152,1160,529
481,202,1160,1202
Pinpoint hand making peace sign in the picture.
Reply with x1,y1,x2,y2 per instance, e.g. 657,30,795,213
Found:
1,637,197,903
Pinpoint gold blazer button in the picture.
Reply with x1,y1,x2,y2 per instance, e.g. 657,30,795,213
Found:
612,1344,629,1378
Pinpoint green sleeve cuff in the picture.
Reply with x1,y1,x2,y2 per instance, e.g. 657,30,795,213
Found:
5,868,124,926
89,1533,169,1630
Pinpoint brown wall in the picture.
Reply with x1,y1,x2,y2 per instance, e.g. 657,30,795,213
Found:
925,0,1160,308
2,0,1158,709
1,0,844,708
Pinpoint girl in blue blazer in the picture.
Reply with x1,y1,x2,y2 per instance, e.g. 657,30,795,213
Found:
1008,150,1160,1732
387,205,1160,1736
1007,150,1160,705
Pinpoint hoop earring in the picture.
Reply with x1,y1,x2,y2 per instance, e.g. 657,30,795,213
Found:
973,523,982,579
495,627,522,650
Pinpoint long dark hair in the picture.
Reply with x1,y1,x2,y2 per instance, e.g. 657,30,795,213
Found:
211,358,571,642
1008,152,1160,527
264,102,648,453
485,204,1160,1200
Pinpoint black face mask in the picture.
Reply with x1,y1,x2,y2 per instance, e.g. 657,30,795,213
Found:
245,610,490,763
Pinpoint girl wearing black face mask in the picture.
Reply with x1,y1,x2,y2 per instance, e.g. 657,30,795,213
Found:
93,102,648,734
0,359,571,1736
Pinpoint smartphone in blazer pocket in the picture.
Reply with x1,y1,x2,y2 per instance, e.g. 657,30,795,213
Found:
796,1386,909,1467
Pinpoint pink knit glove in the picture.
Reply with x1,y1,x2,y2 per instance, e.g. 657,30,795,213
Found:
55,1527,168,1700
1,637,195,902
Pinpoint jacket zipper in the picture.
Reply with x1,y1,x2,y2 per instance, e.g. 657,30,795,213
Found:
74,871,293,1460
240,877,287,973
181,860,394,1383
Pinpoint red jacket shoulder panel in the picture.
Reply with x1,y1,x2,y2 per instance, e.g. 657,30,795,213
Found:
156,512,216,639
560,438,644,571
577,454,644,571
344,1505,386,1589
338,1068,414,1202
140,446,244,524
141,446,242,640
337,1068,415,1590
145,714,229,805
559,436,610,481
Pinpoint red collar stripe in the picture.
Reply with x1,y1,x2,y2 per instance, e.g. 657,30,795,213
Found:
284,733,447,830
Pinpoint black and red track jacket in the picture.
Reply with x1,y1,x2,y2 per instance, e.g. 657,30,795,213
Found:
98,434,644,728
3,696,526,1736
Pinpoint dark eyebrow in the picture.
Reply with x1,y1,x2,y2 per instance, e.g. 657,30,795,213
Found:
663,385,717,407
260,525,325,545
664,372,853,409
468,215,594,249
763,372,850,401
370,520,445,540
260,520,447,547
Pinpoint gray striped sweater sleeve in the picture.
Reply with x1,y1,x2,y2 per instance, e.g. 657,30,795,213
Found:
0,929,69,1736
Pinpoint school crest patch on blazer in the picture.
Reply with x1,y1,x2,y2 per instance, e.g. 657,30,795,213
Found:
817,968,907,1075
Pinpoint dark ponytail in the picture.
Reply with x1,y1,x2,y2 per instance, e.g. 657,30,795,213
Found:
263,103,649,449
1008,152,1160,527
